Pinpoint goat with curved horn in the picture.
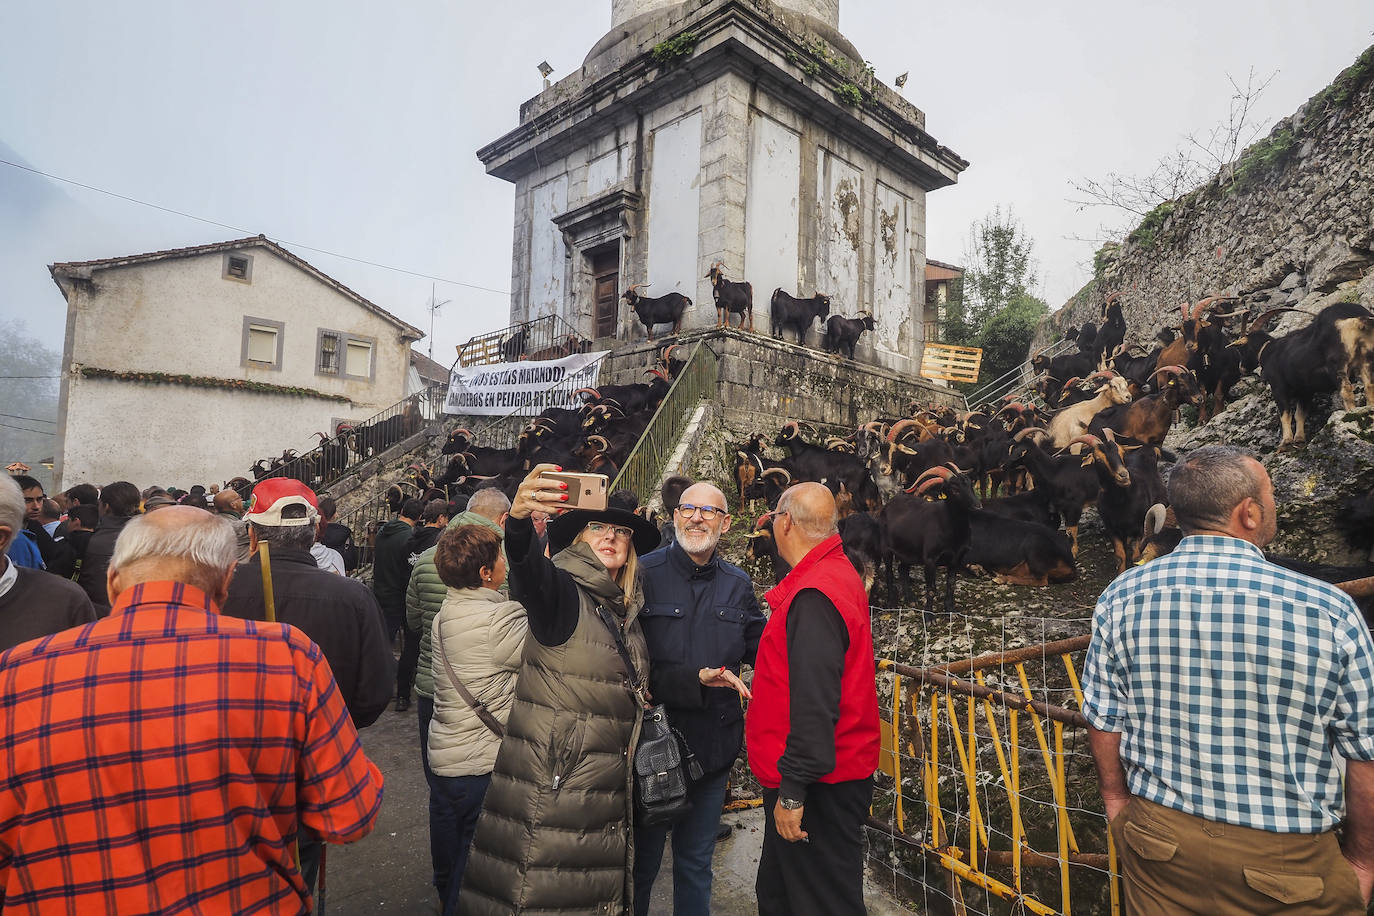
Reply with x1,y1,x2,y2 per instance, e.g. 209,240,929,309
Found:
1247,307,1303,334
886,418,923,443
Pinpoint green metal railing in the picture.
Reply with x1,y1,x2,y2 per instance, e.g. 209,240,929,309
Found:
610,343,719,503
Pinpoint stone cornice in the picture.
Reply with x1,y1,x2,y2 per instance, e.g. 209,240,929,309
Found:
476,0,966,191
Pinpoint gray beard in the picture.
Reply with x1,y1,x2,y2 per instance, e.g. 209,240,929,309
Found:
675,526,719,557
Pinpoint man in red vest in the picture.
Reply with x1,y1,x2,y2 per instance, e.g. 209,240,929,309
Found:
747,482,880,915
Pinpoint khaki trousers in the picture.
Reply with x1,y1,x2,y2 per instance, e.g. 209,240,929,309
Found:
1110,796,1363,915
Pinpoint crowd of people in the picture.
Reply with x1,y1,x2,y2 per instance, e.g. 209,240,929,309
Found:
5,443,1374,915
0,465,880,915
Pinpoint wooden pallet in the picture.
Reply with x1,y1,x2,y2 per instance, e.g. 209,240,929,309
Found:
920,343,983,383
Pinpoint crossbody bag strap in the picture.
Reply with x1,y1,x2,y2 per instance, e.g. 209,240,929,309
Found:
594,604,650,707
434,614,505,739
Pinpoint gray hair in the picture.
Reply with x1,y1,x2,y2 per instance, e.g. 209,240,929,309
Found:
776,485,838,541
1168,445,1263,533
110,510,239,593
468,487,511,521
249,521,317,552
0,476,23,545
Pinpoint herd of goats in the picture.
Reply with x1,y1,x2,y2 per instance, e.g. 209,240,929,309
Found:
237,284,1374,616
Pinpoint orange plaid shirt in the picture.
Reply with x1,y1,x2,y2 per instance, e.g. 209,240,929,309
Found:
0,580,384,914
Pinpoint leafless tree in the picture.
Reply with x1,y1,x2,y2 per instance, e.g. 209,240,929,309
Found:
1069,68,1277,243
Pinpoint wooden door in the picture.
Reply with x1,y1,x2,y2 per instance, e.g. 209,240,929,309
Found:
592,250,619,339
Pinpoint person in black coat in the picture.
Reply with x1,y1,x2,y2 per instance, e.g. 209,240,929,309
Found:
77,481,140,616
632,481,766,916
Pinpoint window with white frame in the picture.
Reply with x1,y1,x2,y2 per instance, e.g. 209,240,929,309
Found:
241,317,284,370
316,328,376,380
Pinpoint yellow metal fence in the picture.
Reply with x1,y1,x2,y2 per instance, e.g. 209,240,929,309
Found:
866,634,1118,916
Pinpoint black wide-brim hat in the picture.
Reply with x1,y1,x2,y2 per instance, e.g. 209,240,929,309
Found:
547,507,662,557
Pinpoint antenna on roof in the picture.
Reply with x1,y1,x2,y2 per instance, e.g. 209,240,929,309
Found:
426,283,452,361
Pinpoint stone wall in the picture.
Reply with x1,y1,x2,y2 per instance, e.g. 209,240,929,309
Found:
599,326,961,426
1034,47,1374,352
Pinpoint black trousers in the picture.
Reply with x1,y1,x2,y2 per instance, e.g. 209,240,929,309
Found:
757,777,873,916
383,610,420,699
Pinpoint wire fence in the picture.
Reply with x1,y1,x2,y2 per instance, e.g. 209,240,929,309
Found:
863,609,1114,916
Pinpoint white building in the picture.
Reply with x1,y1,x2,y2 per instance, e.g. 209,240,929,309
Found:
49,236,423,489
479,0,966,374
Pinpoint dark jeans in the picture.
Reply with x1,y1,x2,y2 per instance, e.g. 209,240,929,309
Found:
756,778,873,916
296,832,321,896
430,771,492,916
632,767,732,916
383,611,420,699
417,694,449,900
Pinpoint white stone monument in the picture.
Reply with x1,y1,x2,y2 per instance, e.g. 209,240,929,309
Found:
478,0,966,375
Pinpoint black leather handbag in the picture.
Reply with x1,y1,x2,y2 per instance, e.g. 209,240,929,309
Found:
595,606,703,827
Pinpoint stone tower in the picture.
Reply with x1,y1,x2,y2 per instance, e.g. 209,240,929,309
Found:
478,0,966,374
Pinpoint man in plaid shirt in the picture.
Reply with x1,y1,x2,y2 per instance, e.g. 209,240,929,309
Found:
1084,445,1374,915
0,505,384,914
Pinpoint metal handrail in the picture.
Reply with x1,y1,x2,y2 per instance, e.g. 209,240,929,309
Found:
453,314,586,368
610,343,719,503
249,383,448,490
963,338,1076,410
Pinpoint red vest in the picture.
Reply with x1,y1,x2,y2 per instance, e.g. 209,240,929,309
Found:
746,534,880,788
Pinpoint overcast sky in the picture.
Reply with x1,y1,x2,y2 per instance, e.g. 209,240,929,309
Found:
2,1,1371,366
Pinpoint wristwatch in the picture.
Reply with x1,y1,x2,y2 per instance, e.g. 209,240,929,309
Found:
779,796,805,810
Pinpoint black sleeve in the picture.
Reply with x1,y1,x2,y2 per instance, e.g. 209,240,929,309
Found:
741,583,767,668
505,515,580,647
777,588,849,801
648,662,707,709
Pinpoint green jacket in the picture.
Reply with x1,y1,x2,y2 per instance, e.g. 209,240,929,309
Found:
408,510,505,699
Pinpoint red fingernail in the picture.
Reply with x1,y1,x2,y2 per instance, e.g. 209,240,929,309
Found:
556,466,563,471
561,495,568,501
560,483,568,490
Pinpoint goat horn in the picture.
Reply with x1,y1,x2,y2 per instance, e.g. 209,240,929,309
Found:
1154,364,1190,382
861,420,886,436
754,515,772,530
913,466,954,486
1247,307,1304,333
1105,291,1121,304
887,418,923,443
574,387,600,400
761,468,792,483
737,450,749,461
1209,308,1247,319
1013,426,1048,442
912,477,948,497
781,420,800,437
1101,428,1117,443
588,435,610,451
1065,435,1102,450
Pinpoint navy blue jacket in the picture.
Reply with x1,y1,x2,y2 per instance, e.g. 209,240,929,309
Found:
639,542,766,775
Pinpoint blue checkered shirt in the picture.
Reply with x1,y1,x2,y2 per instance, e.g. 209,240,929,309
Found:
1082,535,1374,833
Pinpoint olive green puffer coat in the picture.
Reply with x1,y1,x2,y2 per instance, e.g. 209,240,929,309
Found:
458,543,648,915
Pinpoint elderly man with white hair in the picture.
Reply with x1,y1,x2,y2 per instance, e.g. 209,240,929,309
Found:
0,505,384,914
633,480,765,916
0,474,94,653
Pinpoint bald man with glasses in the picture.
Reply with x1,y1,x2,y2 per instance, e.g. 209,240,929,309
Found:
632,482,766,915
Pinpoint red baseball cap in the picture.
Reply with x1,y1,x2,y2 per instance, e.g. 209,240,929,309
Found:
245,478,320,527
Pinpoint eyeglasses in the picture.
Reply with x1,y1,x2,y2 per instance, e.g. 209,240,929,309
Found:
675,503,727,520
586,521,634,541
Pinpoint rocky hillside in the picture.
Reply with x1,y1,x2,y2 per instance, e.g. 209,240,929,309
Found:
1029,47,1374,566
1037,45,1374,352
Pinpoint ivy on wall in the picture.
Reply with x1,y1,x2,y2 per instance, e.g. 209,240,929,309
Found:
79,367,352,402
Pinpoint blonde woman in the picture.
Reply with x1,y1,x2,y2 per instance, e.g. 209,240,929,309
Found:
459,464,744,915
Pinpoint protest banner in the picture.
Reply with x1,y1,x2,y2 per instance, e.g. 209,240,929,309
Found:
443,350,609,416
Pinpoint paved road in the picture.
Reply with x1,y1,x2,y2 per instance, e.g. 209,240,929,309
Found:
325,699,913,914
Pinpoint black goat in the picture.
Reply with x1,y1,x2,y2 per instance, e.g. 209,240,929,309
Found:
1231,303,1374,448
964,511,1076,586
1094,433,1164,573
839,511,883,594
823,313,875,359
1093,294,1127,369
623,284,691,341
880,466,981,615
770,289,831,345
706,262,754,331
